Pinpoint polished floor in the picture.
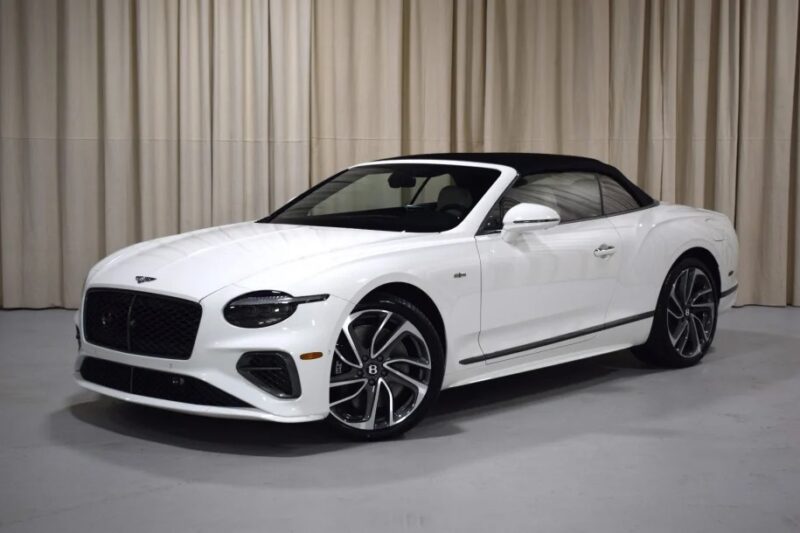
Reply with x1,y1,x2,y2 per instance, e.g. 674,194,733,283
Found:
0,307,798,532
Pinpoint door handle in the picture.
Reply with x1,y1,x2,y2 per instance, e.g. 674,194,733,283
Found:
593,244,616,258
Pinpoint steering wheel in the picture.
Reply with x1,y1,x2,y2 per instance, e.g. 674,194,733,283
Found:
438,203,469,219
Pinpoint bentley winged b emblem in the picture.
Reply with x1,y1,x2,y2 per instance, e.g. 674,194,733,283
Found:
135,276,156,284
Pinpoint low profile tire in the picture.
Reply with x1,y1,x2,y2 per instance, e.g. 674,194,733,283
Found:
326,293,444,440
633,258,719,368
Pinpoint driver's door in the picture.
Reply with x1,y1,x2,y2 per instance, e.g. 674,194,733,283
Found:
475,172,623,362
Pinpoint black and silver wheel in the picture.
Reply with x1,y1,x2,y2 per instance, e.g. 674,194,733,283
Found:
634,257,719,368
666,266,716,357
327,294,444,439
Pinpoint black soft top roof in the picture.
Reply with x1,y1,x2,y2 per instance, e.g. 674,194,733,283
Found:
382,152,655,207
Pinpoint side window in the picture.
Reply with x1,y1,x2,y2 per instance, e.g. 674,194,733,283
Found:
499,172,602,223
599,174,640,215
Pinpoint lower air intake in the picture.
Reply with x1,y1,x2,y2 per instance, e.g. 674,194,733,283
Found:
79,357,250,408
237,352,301,399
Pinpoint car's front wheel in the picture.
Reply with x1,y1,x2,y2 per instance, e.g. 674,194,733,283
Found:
327,293,444,440
633,257,719,368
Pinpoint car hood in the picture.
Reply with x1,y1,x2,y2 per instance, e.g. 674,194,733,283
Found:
87,222,417,300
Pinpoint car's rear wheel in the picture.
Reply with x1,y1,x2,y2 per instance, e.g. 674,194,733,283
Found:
327,293,444,440
633,258,719,368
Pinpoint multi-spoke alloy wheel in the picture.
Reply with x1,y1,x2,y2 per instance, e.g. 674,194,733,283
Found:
328,295,442,438
633,257,719,368
666,267,716,358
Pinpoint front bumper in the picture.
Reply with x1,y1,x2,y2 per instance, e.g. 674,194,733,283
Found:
74,285,352,423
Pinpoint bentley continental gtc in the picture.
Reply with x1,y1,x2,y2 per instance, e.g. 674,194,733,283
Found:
75,153,739,439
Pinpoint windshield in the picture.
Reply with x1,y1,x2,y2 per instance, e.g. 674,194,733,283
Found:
261,164,501,232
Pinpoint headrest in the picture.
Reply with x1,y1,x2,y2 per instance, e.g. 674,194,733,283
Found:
437,185,472,211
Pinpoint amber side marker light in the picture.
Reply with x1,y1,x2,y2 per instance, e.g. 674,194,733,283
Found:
300,352,323,361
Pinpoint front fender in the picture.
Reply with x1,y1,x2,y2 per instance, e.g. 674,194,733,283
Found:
234,235,484,382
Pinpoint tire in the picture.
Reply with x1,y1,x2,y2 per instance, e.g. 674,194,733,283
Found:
633,257,719,368
326,293,444,440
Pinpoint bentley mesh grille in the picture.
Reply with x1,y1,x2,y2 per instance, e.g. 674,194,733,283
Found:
83,289,202,359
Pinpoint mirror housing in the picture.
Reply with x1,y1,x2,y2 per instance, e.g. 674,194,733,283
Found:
501,203,560,240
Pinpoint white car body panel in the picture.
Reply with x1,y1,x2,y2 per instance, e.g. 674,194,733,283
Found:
475,216,623,356
74,158,738,423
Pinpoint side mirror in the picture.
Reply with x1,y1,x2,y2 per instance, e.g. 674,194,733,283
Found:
501,203,560,240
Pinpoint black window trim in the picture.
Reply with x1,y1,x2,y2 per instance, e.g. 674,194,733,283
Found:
259,168,348,223
597,173,605,215
597,173,644,218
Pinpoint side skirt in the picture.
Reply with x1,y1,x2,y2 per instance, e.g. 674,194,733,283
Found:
459,311,656,365
719,284,738,298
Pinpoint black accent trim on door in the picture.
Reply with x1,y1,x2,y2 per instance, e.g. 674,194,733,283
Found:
720,284,738,298
459,311,656,365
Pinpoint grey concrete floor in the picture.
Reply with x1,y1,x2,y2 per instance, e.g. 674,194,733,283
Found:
0,307,798,532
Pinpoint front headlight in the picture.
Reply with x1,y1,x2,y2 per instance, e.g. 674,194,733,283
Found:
223,291,329,328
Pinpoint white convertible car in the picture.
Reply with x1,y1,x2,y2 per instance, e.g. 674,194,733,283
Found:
75,153,738,439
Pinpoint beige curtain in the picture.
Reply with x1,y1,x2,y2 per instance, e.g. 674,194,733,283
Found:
1,0,798,308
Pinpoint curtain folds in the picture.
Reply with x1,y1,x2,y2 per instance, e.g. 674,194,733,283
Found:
0,0,798,308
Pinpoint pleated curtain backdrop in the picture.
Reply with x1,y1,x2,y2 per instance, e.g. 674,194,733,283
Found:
0,0,798,308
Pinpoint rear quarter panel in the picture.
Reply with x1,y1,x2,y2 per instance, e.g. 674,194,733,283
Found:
606,203,738,329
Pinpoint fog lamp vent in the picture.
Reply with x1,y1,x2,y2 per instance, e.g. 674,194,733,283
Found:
237,351,301,399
